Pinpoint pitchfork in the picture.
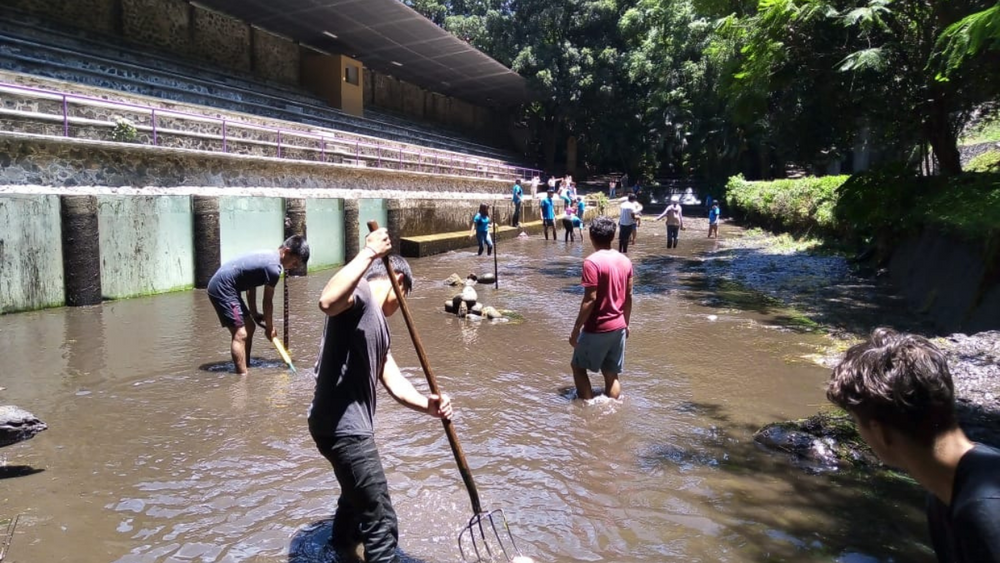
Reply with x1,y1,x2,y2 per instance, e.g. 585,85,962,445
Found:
366,222,525,562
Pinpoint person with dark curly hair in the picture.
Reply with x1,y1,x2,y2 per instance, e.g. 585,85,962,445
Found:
827,328,1000,563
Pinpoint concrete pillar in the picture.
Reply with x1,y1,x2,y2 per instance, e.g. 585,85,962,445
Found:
385,198,404,253
283,197,307,276
193,195,220,289
60,195,102,306
343,199,360,263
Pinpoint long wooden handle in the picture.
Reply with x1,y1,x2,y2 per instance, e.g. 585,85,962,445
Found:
366,221,483,515
271,336,297,374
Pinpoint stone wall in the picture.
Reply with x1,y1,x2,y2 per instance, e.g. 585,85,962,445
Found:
960,141,1000,166
0,194,64,313
888,230,1000,333
6,0,118,35
0,134,510,194
252,28,300,85
97,195,194,298
192,6,251,73
122,0,191,57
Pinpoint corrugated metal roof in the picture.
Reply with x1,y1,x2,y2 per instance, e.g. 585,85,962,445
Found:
193,0,529,106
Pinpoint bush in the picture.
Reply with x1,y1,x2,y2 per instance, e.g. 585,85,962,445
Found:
111,116,138,143
967,150,1000,173
725,174,848,235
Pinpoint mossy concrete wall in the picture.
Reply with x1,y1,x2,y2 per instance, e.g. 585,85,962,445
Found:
305,198,345,271
356,199,388,253
219,196,285,264
0,194,64,313
97,195,194,299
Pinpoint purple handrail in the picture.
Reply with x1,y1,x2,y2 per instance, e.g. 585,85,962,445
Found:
0,81,542,179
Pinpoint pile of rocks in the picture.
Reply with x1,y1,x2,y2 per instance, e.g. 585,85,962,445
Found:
443,274,504,320
0,405,47,448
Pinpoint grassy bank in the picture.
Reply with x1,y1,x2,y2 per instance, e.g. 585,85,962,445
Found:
725,171,1000,245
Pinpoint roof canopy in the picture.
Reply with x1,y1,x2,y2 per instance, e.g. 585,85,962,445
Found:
192,0,529,107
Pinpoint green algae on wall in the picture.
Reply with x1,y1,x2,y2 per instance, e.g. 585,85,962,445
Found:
219,196,284,264
97,195,195,299
357,199,387,253
0,195,65,313
305,198,345,271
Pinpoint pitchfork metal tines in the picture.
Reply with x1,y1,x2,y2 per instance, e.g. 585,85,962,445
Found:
458,508,523,562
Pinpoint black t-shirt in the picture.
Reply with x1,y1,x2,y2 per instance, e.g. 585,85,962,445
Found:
927,443,1000,562
308,279,390,439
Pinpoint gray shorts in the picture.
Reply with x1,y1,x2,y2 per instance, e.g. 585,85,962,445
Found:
571,328,627,374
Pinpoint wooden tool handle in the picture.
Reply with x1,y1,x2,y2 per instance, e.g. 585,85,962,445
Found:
366,221,483,514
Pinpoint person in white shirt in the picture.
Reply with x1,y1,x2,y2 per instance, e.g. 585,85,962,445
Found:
618,193,638,253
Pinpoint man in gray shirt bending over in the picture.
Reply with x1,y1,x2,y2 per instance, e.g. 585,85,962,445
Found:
310,228,453,563
207,235,309,375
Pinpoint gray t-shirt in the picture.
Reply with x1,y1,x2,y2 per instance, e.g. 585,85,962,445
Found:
308,278,390,438
207,251,283,299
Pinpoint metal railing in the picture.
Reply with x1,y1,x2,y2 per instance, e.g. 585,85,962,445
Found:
0,81,541,181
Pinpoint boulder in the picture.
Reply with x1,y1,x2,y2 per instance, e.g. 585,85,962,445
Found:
457,300,468,318
461,284,478,305
0,405,48,448
753,412,879,470
471,303,483,315
444,300,457,314
444,273,463,286
482,306,503,320
477,273,496,285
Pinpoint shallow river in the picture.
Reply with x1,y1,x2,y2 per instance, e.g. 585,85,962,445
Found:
1,222,933,562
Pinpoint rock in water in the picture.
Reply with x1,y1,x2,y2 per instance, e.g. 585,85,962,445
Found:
477,272,496,285
444,273,463,286
461,284,478,305
0,405,48,448
458,300,468,318
482,306,503,320
444,300,457,314
471,303,484,315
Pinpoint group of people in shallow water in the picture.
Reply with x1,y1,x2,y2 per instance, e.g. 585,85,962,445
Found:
203,178,998,563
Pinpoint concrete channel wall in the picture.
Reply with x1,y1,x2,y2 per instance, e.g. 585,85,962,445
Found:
0,191,552,314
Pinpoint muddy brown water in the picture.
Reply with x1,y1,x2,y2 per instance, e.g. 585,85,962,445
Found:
1,222,934,563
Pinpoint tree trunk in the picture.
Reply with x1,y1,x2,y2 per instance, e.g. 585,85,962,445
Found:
542,116,561,172
925,94,962,176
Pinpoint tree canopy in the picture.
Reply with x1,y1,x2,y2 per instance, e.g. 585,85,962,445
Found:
405,0,1000,179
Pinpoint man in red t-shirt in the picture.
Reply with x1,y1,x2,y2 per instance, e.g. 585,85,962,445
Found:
568,215,634,400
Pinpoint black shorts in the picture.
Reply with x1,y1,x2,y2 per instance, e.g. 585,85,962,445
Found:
543,218,555,227
209,292,250,328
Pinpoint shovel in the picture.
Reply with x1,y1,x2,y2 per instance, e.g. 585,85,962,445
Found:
252,316,297,374
366,222,524,562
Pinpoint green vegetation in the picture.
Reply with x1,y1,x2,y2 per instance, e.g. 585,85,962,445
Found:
407,0,1000,179
726,172,1000,244
967,151,1000,172
111,116,138,143
961,112,1000,146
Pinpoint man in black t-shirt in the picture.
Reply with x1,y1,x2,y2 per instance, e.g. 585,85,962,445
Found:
311,228,453,563
827,328,1000,562
207,235,309,375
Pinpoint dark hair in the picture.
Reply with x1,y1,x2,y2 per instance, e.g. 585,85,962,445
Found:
365,254,413,294
588,215,617,245
827,328,956,444
282,235,310,264
628,194,637,202
478,203,490,216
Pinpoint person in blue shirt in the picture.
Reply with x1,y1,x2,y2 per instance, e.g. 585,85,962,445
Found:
468,203,493,256
708,201,721,238
576,196,585,220
511,179,524,228
540,189,557,240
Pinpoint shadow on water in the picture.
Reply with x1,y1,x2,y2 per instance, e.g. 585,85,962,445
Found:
198,357,288,372
0,465,44,479
288,519,433,563
641,401,936,562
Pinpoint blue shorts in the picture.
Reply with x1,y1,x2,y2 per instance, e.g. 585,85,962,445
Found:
571,328,627,374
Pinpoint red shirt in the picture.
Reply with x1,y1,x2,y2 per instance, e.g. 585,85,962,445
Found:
581,249,633,333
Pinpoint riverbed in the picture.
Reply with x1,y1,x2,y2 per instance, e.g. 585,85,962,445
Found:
1,220,934,562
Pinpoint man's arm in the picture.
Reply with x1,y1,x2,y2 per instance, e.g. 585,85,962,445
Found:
623,275,634,334
569,286,598,347
679,206,685,229
318,228,391,316
262,285,276,339
247,286,258,316
654,207,669,221
380,352,453,419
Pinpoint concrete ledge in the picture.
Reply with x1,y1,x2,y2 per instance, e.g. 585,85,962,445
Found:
400,221,545,258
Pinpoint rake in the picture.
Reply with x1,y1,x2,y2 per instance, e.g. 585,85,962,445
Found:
367,222,527,562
